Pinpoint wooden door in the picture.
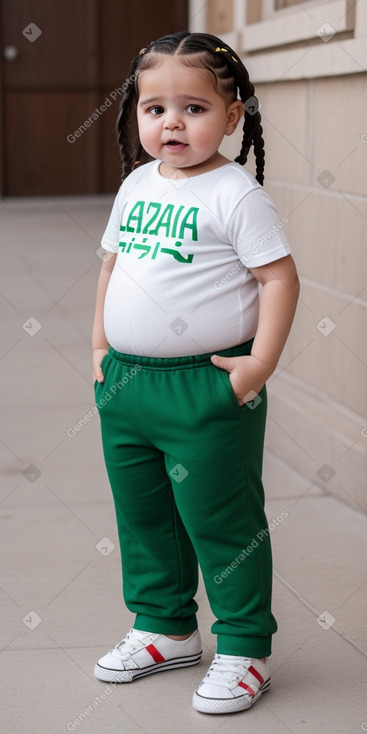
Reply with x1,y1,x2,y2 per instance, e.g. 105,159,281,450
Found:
0,0,188,195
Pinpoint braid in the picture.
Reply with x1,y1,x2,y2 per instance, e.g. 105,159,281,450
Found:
116,54,147,181
232,72,264,185
116,81,137,182
213,51,265,186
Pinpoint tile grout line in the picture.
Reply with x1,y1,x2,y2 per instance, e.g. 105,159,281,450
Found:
274,568,367,659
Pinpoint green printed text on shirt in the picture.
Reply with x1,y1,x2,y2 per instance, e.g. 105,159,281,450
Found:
118,200,199,264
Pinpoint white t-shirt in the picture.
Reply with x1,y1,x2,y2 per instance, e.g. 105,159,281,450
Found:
101,159,291,357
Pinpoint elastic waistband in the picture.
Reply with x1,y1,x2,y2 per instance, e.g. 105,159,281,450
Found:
108,339,254,371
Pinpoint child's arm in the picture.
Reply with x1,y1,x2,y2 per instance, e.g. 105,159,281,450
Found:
211,255,300,404
92,252,117,383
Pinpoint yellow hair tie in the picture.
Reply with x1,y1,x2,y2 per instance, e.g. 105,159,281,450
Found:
214,46,239,62
139,47,147,55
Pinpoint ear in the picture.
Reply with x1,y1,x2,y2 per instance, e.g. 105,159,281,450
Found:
225,100,244,136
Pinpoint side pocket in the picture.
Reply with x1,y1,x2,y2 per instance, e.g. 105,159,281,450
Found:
222,370,246,413
216,368,262,414
213,367,242,417
93,353,110,391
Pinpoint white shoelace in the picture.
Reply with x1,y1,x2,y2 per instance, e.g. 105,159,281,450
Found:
205,654,253,688
110,628,151,662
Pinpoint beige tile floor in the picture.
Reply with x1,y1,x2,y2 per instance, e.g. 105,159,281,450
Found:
1,196,367,733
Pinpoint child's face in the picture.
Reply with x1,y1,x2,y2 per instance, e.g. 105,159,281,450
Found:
137,55,243,176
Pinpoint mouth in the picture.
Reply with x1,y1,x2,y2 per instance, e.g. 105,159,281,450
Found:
164,140,188,151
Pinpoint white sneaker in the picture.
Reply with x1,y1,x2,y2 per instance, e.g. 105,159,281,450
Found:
94,628,202,683
192,653,270,714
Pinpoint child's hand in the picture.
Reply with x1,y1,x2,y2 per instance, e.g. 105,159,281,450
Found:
210,354,269,406
93,348,109,384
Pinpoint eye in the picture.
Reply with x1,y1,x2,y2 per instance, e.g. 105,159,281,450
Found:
148,105,164,116
186,104,204,114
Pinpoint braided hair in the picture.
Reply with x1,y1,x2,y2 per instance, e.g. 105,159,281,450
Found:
116,31,265,185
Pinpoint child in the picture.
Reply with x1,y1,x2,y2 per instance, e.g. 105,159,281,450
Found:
92,31,299,715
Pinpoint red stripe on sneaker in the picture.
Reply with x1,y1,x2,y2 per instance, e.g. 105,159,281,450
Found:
146,644,165,663
238,682,255,697
249,665,264,684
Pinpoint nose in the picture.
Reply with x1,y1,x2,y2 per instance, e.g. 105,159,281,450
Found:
163,109,184,130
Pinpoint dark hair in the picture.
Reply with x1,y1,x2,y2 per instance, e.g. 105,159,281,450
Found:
116,31,265,185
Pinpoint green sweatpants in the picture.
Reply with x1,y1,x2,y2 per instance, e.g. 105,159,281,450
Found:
94,340,277,658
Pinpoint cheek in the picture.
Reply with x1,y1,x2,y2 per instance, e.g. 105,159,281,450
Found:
138,119,155,143
138,122,161,155
194,128,217,147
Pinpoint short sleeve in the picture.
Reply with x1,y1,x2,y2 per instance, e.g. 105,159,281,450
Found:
101,187,124,253
228,186,291,269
